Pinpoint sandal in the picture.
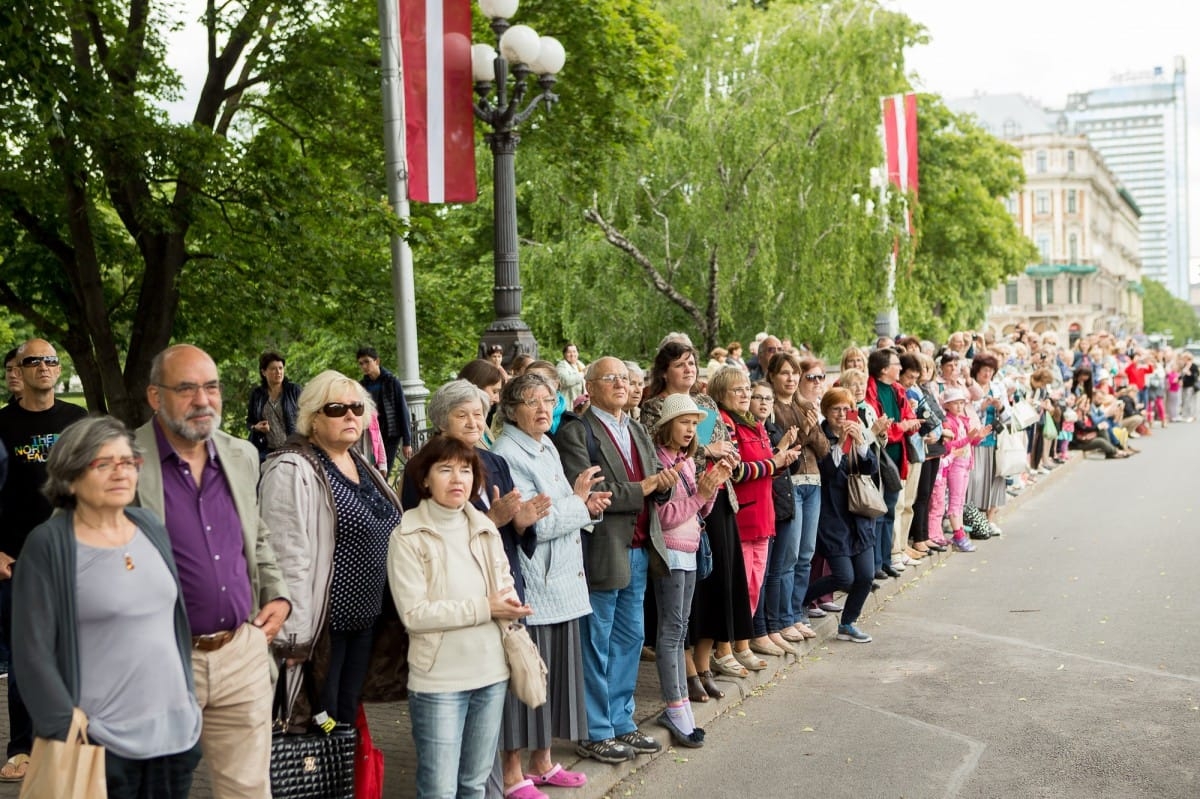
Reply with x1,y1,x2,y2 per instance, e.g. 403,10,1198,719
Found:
710,653,748,678
687,675,710,703
505,779,548,799
698,670,725,699
0,754,29,783
525,763,587,788
732,648,768,671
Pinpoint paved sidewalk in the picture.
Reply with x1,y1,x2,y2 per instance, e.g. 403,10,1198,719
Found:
0,455,1078,798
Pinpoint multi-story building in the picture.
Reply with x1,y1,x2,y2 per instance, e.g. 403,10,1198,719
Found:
1061,60,1190,300
952,60,1190,301
988,133,1142,340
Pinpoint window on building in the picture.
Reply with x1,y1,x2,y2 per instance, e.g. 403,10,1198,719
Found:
1005,281,1019,305
1002,194,1017,214
1036,151,1048,173
1067,190,1077,214
1068,233,1078,261
1067,150,1076,172
1035,191,1050,214
1036,235,1051,261
1067,277,1085,305
1045,278,1055,304
1034,280,1043,311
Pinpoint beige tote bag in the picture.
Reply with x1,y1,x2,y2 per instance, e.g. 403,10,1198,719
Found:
20,707,107,799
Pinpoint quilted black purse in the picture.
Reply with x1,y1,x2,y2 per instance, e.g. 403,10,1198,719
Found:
270,661,357,799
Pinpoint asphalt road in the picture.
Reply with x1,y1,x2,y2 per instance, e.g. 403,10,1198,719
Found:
611,422,1200,799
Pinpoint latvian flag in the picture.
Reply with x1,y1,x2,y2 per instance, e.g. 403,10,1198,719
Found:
880,92,918,232
399,0,477,203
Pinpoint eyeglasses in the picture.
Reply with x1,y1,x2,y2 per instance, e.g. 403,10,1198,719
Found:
320,402,365,418
88,456,144,474
750,394,774,402
593,374,629,385
21,355,60,368
730,386,752,395
828,406,853,415
804,373,826,382
521,397,556,409
156,381,222,399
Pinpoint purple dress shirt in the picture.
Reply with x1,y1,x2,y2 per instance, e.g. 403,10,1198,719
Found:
154,421,253,635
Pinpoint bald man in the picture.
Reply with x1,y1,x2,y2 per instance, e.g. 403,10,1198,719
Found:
0,338,88,779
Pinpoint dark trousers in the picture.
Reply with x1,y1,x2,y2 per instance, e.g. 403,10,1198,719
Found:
804,548,875,627
105,741,202,799
909,457,941,543
1,579,32,758
320,627,376,723
383,436,402,477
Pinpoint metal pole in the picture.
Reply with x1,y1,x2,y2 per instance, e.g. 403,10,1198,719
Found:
378,0,429,433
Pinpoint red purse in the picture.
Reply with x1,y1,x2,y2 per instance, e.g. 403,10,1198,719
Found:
353,705,384,799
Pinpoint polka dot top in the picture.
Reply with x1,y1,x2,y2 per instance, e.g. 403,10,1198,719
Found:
315,448,402,632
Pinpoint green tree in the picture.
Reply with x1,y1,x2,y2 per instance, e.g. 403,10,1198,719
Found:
901,97,1039,340
1142,278,1200,343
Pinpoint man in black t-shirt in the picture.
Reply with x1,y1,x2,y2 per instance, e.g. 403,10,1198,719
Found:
0,339,87,781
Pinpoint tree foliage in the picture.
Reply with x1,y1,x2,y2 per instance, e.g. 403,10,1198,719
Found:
1142,278,1200,343
903,97,1039,340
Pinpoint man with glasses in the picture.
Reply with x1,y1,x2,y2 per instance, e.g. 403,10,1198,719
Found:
557,357,679,764
748,335,782,381
0,338,88,781
134,344,290,798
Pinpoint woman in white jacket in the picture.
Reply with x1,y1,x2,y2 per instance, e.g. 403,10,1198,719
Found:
388,435,533,799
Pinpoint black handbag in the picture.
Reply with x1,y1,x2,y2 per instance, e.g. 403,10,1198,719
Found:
877,446,903,493
270,661,357,799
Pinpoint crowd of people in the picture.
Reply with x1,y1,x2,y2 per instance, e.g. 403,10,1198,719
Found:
0,323,1191,799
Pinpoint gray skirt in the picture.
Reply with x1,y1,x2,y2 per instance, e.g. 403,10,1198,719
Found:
967,444,1008,510
499,618,588,751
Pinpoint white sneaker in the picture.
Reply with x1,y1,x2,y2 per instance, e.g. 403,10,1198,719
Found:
988,523,1003,537
890,559,907,572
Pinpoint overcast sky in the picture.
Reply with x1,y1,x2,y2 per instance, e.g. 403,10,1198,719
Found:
888,0,1200,278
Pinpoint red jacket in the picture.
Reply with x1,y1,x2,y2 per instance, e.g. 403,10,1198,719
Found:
720,410,777,542
865,377,916,480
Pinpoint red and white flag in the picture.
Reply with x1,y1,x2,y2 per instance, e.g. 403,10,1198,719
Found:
881,92,918,231
399,0,476,203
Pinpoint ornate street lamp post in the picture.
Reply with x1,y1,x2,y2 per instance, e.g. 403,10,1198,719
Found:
472,0,565,365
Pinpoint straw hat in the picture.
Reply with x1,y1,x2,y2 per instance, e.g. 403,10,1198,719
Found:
653,393,707,432
940,387,969,407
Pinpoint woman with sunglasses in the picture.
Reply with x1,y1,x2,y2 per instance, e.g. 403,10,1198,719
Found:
259,370,405,726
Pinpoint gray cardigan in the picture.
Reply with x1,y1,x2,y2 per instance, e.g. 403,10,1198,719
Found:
12,507,194,741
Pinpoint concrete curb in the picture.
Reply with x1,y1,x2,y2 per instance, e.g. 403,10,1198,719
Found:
556,452,1086,799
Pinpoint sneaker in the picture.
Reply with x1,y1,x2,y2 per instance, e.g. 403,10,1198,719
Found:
836,624,872,643
889,559,907,572
615,729,662,754
988,523,1003,537
952,538,977,553
818,601,843,613
806,605,827,618
576,738,636,763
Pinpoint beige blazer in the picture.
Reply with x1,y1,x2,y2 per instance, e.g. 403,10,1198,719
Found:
134,420,290,618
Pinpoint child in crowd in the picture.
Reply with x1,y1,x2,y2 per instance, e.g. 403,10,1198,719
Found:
1056,408,1076,461
931,388,990,553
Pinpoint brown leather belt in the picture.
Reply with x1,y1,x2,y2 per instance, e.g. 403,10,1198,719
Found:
192,629,236,652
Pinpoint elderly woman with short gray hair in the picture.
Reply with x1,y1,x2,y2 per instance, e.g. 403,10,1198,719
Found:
491,373,611,795
15,415,202,797
259,370,404,724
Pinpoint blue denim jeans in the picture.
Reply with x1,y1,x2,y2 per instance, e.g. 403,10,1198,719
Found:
875,488,900,571
579,547,648,740
652,568,697,702
408,680,508,799
788,483,821,625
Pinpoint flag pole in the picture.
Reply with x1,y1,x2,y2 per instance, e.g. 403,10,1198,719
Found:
378,0,429,437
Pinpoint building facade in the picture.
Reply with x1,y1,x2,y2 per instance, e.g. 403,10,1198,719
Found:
979,129,1143,339
1061,60,1190,300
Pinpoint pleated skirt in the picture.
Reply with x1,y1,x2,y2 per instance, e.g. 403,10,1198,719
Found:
689,491,754,644
498,618,588,751
967,444,1008,510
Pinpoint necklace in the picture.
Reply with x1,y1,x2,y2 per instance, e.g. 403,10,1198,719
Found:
74,513,136,570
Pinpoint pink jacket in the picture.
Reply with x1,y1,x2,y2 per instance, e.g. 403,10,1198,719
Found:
655,445,717,553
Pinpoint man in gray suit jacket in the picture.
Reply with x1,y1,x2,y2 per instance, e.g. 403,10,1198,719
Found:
557,356,678,764
135,344,290,799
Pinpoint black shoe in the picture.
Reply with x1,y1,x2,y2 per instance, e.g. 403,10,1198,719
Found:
656,713,704,748
576,738,636,763
870,581,881,592
616,729,662,754
875,568,888,580
881,564,901,579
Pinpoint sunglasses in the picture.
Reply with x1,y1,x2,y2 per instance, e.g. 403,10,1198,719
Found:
21,355,60,368
321,402,365,418
804,373,826,382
